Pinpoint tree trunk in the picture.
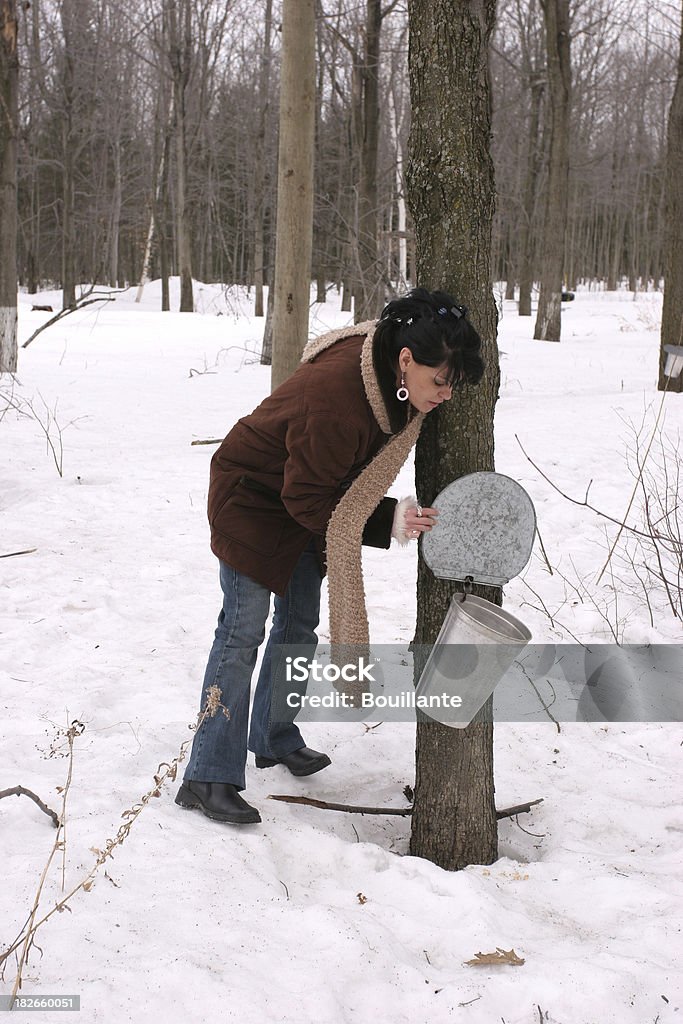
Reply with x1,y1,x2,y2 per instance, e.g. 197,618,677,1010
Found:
270,0,316,390
659,2,683,394
388,70,409,290
60,0,77,310
261,274,275,365
167,0,193,312
108,137,122,287
354,0,383,323
0,0,18,373
533,0,570,342
159,122,172,312
518,71,544,316
254,0,273,320
407,0,500,871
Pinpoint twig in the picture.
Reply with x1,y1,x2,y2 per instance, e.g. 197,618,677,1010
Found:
519,576,556,628
514,435,656,541
0,549,37,559
517,664,561,733
514,816,546,838
268,794,543,820
596,378,671,583
0,787,60,827
190,438,223,446
534,525,554,575
21,289,128,349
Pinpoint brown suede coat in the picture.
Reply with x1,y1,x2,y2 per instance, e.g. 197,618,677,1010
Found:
208,332,397,596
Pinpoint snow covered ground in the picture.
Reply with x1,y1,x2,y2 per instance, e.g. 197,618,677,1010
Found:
1,281,681,1023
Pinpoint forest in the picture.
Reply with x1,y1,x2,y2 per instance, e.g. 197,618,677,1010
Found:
2,6,683,1011
0,0,680,318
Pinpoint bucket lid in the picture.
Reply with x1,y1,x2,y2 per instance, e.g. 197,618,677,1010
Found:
422,472,536,586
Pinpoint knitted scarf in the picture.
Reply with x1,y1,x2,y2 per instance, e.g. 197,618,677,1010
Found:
301,321,424,646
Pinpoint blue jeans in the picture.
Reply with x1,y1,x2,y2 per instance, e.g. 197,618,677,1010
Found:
183,544,322,790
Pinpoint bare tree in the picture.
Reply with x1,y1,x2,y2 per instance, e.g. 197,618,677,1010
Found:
165,0,194,312
533,0,571,341
0,0,18,373
253,0,273,319
270,0,316,390
353,0,383,322
659,0,683,393
58,0,79,309
407,0,500,870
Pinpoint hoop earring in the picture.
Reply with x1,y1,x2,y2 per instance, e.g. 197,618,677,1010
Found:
396,374,409,402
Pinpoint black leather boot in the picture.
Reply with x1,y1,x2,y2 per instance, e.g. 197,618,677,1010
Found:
254,746,331,777
175,781,261,824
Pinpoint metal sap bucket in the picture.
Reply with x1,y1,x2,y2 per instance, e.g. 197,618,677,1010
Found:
418,473,536,728
415,594,531,727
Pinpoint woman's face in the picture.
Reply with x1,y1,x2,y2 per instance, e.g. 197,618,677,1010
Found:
398,348,454,413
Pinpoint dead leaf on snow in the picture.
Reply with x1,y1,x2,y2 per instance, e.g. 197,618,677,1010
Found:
465,947,525,967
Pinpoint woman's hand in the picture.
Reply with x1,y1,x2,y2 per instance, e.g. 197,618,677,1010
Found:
404,503,439,539
392,498,439,544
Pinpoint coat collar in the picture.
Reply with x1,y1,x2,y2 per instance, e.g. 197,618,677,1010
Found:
301,320,392,434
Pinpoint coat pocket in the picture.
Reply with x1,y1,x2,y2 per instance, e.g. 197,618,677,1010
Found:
210,480,287,556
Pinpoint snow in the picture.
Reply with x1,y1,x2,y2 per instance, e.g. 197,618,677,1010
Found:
1,281,682,1023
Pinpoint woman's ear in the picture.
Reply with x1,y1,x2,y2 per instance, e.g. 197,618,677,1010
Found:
398,346,412,372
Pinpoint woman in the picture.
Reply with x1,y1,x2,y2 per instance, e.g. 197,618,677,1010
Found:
176,287,484,824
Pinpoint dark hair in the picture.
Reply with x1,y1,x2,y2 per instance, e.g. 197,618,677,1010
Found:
372,287,485,432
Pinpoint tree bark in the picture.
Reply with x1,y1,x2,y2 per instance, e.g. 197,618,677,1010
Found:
167,0,194,312
0,0,18,373
407,0,500,870
518,71,544,317
270,0,316,390
60,0,77,310
533,0,570,342
354,0,383,323
254,0,273,321
108,137,122,287
659,2,683,394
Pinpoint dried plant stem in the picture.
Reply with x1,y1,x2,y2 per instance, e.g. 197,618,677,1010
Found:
8,720,82,1006
1,739,189,989
596,379,670,583
1,692,225,998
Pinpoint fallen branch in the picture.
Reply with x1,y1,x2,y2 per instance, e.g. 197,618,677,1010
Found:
268,794,543,820
0,787,60,827
0,548,37,559
269,794,411,815
191,438,223,446
22,287,129,350
496,798,544,820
